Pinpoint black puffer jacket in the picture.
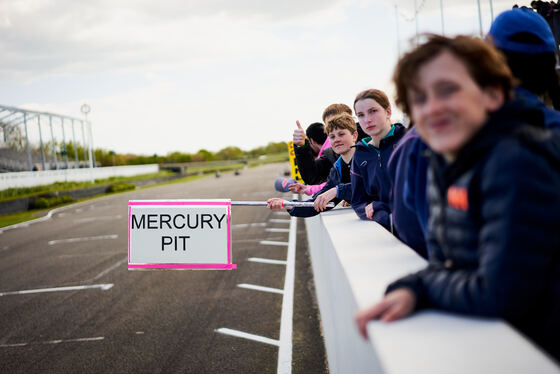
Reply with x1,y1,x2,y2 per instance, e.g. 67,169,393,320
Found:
387,100,560,360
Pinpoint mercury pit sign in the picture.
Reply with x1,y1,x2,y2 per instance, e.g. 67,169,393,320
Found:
128,200,236,270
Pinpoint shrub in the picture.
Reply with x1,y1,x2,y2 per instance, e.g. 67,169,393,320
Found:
33,195,73,209
106,183,135,193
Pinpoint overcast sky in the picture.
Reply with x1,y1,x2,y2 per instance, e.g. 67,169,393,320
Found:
1,0,514,155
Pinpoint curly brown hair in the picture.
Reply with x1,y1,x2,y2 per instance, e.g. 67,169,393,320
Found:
324,112,357,135
393,34,514,117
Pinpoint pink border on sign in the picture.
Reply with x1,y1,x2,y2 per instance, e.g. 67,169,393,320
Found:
127,200,234,270
128,264,237,269
128,206,132,263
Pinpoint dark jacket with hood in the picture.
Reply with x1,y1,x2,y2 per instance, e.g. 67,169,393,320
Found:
387,127,429,259
350,123,406,229
287,156,352,218
386,100,560,360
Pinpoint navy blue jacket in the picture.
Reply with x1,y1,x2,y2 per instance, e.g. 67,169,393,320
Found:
350,124,405,229
387,127,429,259
288,156,352,218
516,86,560,130
387,101,560,360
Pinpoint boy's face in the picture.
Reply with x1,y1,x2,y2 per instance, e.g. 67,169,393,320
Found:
408,51,503,161
354,98,392,139
328,128,358,155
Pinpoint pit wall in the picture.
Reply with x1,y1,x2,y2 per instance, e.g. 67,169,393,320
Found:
304,208,559,373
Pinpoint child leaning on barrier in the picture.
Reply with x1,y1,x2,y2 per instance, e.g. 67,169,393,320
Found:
355,34,560,360
350,89,405,229
267,113,358,217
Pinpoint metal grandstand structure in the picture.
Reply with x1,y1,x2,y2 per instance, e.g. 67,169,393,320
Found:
0,104,95,172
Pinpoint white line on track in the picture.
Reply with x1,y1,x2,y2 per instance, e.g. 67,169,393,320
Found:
215,328,280,347
277,199,298,374
231,222,267,229
88,257,128,282
265,228,290,233
0,336,105,348
237,283,284,294
0,284,114,297
0,199,104,234
74,215,122,223
48,234,118,245
268,219,291,224
259,240,289,247
248,258,287,265
58,252,120,258
232,238,285,244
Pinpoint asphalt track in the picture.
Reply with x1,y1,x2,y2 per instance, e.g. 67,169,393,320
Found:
0,163,328,374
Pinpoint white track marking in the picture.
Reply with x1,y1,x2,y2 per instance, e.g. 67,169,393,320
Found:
248,258,287,265
231,223,267,229
237,283,284,294
74,215,122,223
58,252,119,258
268,219,291,224
0,284,114,296
88,257,128,282
215,328,279,347
48,234,118,245
232,238,284,244
277,202,297,374
0,337,104,348
265,228,290,233
0,200,90,234
260,240,289,247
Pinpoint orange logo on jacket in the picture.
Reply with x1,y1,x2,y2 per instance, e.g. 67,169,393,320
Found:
447,186,468,211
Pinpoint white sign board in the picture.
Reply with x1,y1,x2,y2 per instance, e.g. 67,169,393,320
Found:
128,199,236,269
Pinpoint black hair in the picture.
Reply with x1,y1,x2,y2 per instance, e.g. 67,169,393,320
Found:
501,48,560,109
306,122,327,145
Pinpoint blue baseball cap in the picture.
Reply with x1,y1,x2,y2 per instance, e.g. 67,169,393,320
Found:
488,8,556,54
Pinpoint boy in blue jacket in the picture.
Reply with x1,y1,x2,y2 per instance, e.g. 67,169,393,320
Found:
355,34,560,361
267,113,357,217
351,89,405,230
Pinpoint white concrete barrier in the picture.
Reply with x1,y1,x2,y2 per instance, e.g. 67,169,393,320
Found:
0,164,159,190
305,208,559,374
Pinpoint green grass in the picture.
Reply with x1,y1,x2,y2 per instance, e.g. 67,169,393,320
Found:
0,210,44,228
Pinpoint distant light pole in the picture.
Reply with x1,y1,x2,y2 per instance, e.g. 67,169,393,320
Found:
477,0,484,37
414,0,419,45
81,103,94,169
395,5,401,57
440,0,445,35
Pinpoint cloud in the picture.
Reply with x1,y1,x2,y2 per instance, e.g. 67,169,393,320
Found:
0,0,344,82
